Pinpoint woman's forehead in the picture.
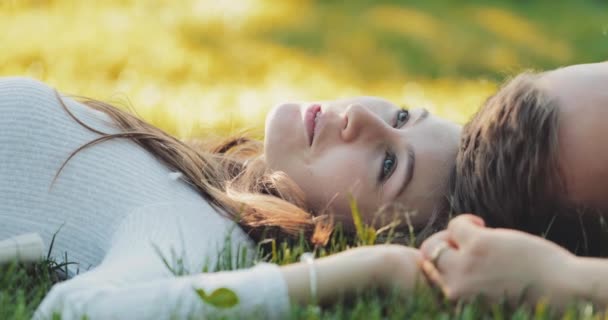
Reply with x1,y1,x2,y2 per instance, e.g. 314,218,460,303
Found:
542,63,608,108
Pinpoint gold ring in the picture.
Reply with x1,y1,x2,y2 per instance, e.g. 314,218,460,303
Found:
430,241,450,266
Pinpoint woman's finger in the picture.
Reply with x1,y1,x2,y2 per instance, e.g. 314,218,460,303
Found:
420,230,449,259
421,236,459,272
431,242,458,272
447,214,484,247
421,260,447,290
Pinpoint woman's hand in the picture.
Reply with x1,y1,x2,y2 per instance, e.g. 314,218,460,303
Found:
420,214,576,306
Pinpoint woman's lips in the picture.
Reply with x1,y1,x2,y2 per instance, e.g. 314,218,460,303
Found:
304,104,322,146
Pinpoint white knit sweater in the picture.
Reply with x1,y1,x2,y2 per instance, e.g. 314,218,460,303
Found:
0,77,290,319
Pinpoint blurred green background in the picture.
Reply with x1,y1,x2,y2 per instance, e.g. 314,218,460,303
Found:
1,0,607,138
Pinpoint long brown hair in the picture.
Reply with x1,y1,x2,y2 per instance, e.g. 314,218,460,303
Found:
450,72,608,256
49,90,332,247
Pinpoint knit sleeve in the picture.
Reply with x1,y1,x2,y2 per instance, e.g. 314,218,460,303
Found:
33,201,291,320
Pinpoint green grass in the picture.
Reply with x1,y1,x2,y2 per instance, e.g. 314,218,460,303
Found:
0,260,63,319
1,229,605,320
1,204,606,319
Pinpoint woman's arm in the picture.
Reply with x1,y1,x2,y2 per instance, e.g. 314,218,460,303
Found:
562,257,608,308
35,246,421,320
35,262,290,319
34,202,422,319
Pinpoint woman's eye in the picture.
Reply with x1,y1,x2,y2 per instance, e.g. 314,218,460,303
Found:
394,108,410,128
379,151,397,182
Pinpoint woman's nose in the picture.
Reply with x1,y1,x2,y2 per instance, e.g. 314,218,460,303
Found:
341,104,390,143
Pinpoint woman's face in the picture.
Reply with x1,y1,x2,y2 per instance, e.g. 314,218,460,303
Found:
540,62,608,209
263,96,461,229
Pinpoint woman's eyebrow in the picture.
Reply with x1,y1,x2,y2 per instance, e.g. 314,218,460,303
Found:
415,108,429,125
395,147,415,200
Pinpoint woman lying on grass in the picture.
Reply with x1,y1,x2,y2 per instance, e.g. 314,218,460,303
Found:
420,61,608,310
0,77,460,319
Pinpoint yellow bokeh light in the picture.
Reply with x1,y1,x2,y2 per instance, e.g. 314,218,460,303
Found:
3,0,593,138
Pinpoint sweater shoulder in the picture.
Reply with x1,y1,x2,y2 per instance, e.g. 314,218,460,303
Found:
0,77,66,112
0,77,115,130
0,77,54,96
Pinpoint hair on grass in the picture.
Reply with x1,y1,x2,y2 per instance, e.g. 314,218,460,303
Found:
48,90,332,247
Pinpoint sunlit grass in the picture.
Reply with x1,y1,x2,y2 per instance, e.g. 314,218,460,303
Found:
1,0,608,317
2,228,606,320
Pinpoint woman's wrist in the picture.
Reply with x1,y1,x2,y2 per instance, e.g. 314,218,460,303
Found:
540,251,585,306
375,245,423,294
280,246,385,305
557,255,604,306
280,245,420,306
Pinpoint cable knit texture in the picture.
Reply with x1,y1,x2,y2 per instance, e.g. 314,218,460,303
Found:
0,77,290,319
